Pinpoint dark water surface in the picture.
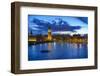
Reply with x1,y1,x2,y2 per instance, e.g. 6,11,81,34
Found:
28,42,88,61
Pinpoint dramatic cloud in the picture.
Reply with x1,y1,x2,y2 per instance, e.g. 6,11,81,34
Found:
77,17,88,24
31,18,81,32
28,15,88,35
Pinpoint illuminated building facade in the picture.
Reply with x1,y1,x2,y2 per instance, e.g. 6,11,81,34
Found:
48,26,52,41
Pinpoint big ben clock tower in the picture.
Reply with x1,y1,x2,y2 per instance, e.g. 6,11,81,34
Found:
48,26,52,41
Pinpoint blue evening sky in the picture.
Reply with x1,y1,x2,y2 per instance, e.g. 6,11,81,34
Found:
28,15,88,35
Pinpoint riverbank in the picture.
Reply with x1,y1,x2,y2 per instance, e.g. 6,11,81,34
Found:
28,40,54,45
28,40,87,45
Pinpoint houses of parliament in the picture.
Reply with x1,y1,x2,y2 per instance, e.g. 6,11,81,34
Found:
28,26,87,43
28,27,53,42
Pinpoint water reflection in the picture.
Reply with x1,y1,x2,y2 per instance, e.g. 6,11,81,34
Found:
28,42,88,61
48,43,52,51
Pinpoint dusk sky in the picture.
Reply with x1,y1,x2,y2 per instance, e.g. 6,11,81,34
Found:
28,15,88,35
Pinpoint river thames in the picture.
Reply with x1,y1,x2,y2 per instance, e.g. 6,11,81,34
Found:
28,42,88,61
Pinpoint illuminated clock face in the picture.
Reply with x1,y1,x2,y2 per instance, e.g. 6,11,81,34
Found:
48,29,51,32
